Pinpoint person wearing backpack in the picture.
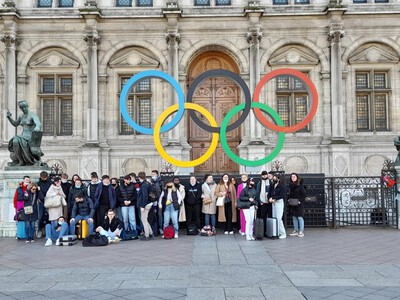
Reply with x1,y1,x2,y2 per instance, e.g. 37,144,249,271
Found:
159,181,182,239
185,176,202,232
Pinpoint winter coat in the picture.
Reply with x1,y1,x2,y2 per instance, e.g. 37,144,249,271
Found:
215,183,237,223
201,182,217,215
17,188,43,222
185,182,202,206
288,182,306,217
71,197,95,219
101,216,123,232
46,184,66,221
116,182,137,206
94,183,116,209
137,180,150,208
177,184,186,222
237,187,259,209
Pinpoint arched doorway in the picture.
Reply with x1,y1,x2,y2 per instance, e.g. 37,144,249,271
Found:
187,51,241,174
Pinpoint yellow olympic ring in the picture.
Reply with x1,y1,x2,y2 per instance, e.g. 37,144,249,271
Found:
153,103,219,168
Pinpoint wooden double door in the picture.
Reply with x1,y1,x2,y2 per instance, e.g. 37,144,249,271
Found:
188,76,241,174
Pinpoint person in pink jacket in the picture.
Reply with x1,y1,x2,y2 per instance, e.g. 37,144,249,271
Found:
236,174,248,236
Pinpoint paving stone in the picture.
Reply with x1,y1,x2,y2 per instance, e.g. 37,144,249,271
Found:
285,271,319,280
186,287,225,300
119,279,189,289
0,282,56,292
260,286,306,300
224,287,264,297
291,278,363,286
49,281,122,291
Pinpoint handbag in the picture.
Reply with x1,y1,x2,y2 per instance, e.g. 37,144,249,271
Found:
216,196,225,207
23,205,33,215
44,195,62,208
288,198,300,206
17,209,25,221
203,197,212,205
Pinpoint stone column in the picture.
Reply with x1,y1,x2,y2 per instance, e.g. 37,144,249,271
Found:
1,33,20,143
84,31,101,143
247,29,263,143
328,24,345,140
166,32,181,144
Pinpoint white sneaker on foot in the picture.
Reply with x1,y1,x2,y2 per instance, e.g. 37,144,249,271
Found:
298,231,304,237
224,231,228,235
240,232,246,236
45,238,52,247
55,239,61,246
174,233,178,239
229,231,234,235
279,235,287,239
289,231,298,236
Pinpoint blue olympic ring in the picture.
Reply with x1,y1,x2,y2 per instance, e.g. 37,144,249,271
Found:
119,70,185,135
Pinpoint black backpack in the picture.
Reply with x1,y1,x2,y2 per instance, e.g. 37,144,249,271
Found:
82,234,109,247
148,182,161,202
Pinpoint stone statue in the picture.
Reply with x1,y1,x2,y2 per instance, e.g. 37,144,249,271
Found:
6,100,45,166
394,136,400,166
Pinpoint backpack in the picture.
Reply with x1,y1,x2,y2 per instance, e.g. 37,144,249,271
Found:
148,182,161,202
120,230,138,241
187,224,198,236
82,234,109,247
163,225,175,239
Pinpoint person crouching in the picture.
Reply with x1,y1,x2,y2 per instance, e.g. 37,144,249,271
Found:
95,209,123,244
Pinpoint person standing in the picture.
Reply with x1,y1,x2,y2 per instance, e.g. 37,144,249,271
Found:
201,174,217,232
173,176,186,223
37,171,52,238
288,173,306,238
151,170,164,235
268,174,287,239
67,177,87,221
116,175,137,232
236,174,248,236
159,181,182,239
238,178,259,241
256,171,272,237
45,177,67,226
185,176,202,231
137,172,153,241
215,173,237,235
94,175,116,226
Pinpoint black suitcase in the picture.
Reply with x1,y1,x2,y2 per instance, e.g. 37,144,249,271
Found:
187,224,198,235
58,235,78,246
254,218,264,240
266,218,279,239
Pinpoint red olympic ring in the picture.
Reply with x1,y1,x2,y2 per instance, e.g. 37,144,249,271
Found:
253,68,318,133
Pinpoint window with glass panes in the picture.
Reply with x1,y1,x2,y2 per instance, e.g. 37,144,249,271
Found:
276,73,310,132
216,0,231,5
375,0,389,3
38,0,52,7
39,75,73,136
195,0,210,6
59,0,73,7
295,0,310,4
120,76,152,135
137,0,152,7
273,0,289,4
353,0,367,3
355,71,389,131
116,0,132,6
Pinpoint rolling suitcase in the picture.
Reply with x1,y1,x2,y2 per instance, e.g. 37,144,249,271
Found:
16,221,27,240
58,235,78,246
254,218,264,240
76,219,89,240
266,217,279,239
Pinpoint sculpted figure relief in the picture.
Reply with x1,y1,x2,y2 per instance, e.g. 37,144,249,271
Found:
6,100,45,166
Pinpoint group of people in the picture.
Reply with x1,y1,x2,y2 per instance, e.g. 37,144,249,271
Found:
14,169,307,246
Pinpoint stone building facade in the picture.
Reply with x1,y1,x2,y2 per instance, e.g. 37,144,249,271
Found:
0,0,399,177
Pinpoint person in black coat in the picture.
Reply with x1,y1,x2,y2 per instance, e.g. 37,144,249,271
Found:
96,209,123,243
267,174,287,239
238,178,259,241
185,176,202,231
288,173,306,237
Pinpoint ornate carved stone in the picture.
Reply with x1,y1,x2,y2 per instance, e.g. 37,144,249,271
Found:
328,26,344,44
166,32,180,49
247,30,262,45
84,33,101,47
1,34,20,49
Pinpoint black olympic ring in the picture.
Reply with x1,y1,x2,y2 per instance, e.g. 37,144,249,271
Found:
186,69,252,134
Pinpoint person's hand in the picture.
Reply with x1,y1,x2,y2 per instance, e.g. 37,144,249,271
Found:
70,218,75,223
249,197,254,202
124,201,130,206
159,204,162,209
141,207,144,212
88,218,93,223
95,227,101,233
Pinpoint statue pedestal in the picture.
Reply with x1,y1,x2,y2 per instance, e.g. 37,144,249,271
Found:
0,169,44,237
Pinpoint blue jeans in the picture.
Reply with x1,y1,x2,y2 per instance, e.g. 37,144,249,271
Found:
204,214,216,227
121,206,136,231
25,221,35,240
69,215,94,235
272,199,286,237
45,222,69,241
99,228,121,240
163,204,179,232
292,216,304,232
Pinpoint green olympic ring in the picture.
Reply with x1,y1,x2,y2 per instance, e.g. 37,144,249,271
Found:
220,102,285,166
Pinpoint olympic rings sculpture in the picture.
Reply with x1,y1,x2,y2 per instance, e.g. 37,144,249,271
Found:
120,68,318,168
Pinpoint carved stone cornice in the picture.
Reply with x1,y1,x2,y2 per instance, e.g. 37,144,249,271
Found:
166,32,180,50
1,34,20,49
247,30,262,45
84,33,101,47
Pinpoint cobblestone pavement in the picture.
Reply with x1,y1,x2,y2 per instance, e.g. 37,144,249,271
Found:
0,227,400,299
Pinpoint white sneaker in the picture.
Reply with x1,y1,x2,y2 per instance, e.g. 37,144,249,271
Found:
55,239,60,246
246,236,252,241
45,238,52,247
224,231,229,235
174,233,178,239
298,231,304,237
290,231,299,236
279,235,287,239
114,237,121,243
240,232,246,236
251,236,255,241
229,231,234,235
